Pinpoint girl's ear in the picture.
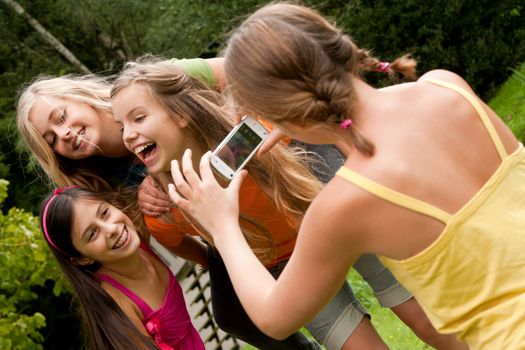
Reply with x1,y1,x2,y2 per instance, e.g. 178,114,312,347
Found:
175,116,189,128
70,257,95,266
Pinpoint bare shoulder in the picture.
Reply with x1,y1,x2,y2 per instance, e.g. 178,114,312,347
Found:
419,69,475,94
100,280,139,315
302,175,376,252
290,175,375,282
417,69,483,118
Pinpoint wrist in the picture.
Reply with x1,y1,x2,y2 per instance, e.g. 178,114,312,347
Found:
212,221,244,248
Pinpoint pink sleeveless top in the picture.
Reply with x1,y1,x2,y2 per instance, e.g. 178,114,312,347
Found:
98,243,205,350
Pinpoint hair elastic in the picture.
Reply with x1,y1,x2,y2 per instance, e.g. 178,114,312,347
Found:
42,185,79,256
340,119,353,130
378,61,391,73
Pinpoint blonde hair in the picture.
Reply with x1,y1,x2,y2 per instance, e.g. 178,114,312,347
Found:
224,2,418,156
16,75,125,191
111,58,322,264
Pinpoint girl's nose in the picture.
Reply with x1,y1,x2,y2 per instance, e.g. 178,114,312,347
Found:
58,125,72,140
101,221,119,239
123,128,138,142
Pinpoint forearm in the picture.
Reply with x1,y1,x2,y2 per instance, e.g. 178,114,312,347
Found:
169,235,208,266
213,222,303,339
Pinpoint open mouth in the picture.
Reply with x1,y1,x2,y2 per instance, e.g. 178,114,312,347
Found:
134,142,157,165
112,226,129,249
72,127,85,150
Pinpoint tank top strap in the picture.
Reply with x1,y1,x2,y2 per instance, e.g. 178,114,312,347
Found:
98,274,153,317
336,167,451,223
422,78,507,160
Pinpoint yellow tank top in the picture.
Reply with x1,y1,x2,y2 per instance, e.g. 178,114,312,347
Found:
336,79,525,349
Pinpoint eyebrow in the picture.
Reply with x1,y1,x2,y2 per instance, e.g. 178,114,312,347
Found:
114,105,143,123
125,106,146,119
81,202,104,241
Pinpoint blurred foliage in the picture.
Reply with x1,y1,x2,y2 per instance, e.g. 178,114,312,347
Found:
0,180,74,349
332,0,525,98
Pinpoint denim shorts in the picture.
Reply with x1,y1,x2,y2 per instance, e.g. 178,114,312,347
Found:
269,255,411,350
275,144,411,349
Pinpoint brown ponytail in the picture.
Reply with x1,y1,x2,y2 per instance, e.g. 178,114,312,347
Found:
224,3,418,157
357,50,417,81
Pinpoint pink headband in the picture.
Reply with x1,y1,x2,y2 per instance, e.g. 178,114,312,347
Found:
42,186,79,256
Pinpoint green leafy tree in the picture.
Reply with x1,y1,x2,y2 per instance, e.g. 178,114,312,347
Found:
0,179,69,349
331,0,525,99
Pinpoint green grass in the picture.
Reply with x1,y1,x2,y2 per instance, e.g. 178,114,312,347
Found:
347,269,432,350
489,62,525,143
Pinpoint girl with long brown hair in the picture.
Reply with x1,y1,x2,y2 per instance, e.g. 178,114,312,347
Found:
40,186,205,350
167,3,524,349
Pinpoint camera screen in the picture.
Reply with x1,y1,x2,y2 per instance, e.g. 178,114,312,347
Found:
216,124,263,171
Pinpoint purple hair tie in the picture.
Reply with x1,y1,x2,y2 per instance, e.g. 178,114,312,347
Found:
378,61,391,73
42,185,79,256
340,119,353,130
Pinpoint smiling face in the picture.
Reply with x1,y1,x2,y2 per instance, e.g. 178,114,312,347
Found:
112,83,192,174
70,198,140,265
29,96,127,159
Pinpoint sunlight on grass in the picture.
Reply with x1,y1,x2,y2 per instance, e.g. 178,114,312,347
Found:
347,269,432,350
489,62,525,143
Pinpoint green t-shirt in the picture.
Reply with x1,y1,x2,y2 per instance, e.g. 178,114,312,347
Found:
171,58,217,88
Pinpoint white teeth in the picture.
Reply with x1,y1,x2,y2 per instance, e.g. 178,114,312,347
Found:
134,143,153,155
112,227,128,249
73,129,85,149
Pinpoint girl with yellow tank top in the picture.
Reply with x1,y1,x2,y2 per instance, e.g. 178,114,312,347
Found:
166,3,524,349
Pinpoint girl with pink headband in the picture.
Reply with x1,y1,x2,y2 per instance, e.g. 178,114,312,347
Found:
40,186,205,350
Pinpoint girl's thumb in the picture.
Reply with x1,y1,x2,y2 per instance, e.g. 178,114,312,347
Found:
229,169,247,193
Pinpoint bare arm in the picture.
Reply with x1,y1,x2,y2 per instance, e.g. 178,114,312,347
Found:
206,57,226,92
168,235,208,267
168,149,363,338
212,195,357,337
145,212,208,266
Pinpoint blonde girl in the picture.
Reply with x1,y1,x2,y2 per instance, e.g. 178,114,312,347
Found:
16,58,223,194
